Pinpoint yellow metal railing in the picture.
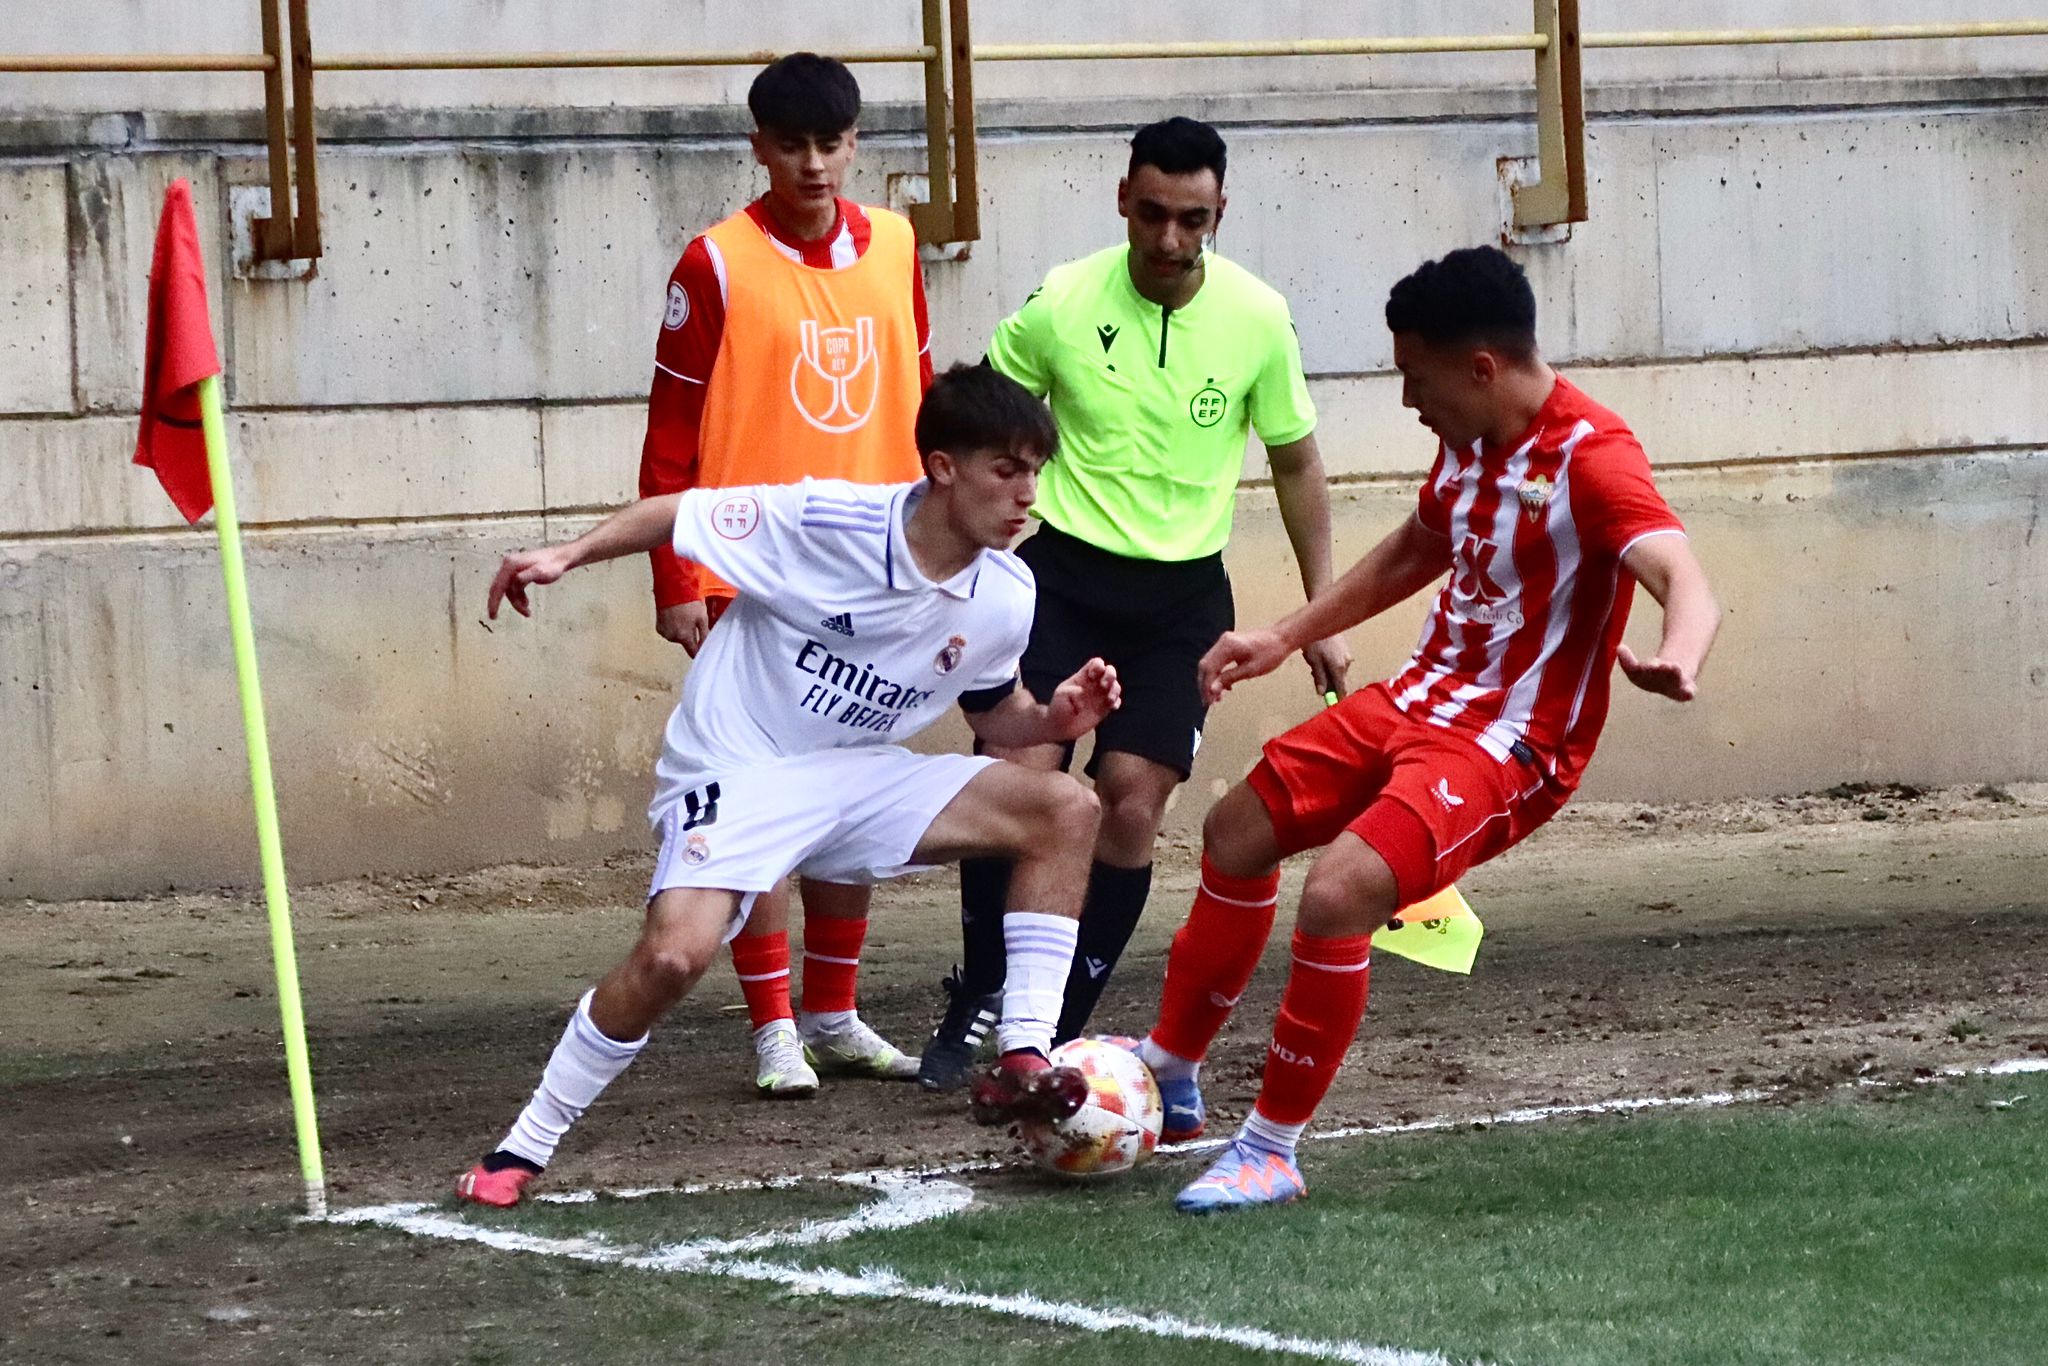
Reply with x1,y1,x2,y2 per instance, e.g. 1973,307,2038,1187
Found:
10,5,2048,258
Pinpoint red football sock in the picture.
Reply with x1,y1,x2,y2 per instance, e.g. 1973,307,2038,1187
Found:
799,915,868,1016
729,931,792,1030
1252,929,1373,1128
1149,854,1281,1063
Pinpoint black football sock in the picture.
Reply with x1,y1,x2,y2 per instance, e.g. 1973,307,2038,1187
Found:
958,856,1013,997
1054,860,1154,1043
482,1149,544,1176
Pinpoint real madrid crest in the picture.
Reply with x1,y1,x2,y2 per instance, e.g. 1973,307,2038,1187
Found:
1517,474,1553,522
934,634,967,676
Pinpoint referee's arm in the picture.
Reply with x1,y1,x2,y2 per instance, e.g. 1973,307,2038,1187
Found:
1268,433,1336,602
983,282,1055,397
1266,433,1353,698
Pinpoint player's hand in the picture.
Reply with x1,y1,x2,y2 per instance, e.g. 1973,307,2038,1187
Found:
1302,635,1354,701
1616,644,1698,701
1198,628,1291,703
487,546,576,619
1044,658,1122,740
657,601,710,656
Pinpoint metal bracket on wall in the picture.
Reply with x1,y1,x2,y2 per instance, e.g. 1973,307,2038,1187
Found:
1510,0,1586,232
251,0,322,263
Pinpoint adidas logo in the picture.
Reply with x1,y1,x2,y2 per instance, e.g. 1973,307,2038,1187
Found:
1431,777,1465,811
963,1008,996,1047
820,612,856,637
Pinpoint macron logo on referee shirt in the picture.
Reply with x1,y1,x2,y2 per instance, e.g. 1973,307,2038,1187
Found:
820,612,856,637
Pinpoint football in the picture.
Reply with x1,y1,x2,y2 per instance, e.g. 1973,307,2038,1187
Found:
1018,1038,1164,1179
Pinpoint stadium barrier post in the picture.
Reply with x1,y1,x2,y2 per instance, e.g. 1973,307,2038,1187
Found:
913,0,958,244
287,0,322,258
255,0,297,259
1512,0,1578,228
948,0,979,242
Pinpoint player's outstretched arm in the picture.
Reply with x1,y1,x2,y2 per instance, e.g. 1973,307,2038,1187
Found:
1198,512,1451,703
966,660,1122,749
486,494,683,620
1617,533,1720,701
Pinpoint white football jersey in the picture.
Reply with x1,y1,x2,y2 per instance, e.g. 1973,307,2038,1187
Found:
651,478,1033,821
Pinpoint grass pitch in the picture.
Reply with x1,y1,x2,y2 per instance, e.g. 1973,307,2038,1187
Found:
407,1073,2048,1365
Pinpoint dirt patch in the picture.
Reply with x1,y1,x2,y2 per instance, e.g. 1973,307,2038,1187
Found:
4,783,2045,1362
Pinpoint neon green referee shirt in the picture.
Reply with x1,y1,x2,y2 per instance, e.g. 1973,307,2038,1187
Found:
986,243,1317,562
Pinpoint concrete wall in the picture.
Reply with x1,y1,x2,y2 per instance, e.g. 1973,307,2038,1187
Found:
10,2,2048,115
4,14,2047,895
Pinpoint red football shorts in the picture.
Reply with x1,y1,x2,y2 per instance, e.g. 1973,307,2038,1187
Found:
1245,684,1569,907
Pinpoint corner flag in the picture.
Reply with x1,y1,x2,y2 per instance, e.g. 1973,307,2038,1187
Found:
134,179,221,523
135,179,327,1217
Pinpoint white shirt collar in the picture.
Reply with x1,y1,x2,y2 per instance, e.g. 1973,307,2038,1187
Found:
885,481,984,600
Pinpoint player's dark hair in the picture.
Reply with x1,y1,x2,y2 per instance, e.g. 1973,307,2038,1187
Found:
916,364,1059,471
1384,246,1538,360
748,53,861,137
1128,116,1227,185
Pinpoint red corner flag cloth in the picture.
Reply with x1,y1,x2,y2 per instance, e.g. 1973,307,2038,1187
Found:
133,179,222,524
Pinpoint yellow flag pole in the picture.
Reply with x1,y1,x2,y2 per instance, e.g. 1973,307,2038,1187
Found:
196,373,327,1219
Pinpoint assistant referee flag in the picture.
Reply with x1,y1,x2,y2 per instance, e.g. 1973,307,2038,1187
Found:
134,178,220,524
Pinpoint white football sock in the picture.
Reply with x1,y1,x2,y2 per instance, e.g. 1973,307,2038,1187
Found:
1138,1035,1199,1083
1240,1110,1308,1157
995,912,1078,1056
797,1009,856,1035
499,990,648,1170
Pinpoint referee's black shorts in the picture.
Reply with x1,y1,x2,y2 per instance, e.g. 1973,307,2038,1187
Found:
1014,522,1234,781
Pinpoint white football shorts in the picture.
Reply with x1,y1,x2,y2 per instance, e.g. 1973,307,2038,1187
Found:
647,747,998,943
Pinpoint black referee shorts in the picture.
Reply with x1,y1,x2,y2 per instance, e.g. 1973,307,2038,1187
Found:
1014,522,1234,781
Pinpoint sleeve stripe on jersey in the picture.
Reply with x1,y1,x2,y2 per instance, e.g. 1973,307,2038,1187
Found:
803,493,888,513
1616,527,1688,559
800,517,889,534
703,237,730,307
801,507,888,526
653,359,707,384
800,506,888,527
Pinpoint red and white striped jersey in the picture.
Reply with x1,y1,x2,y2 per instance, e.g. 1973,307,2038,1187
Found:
1386,375,1684,790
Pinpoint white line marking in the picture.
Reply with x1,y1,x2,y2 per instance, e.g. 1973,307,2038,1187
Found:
326,1056,2046,1366
703,1258,1460,1366
1156,1087,1770,1160
527,1160,1006,1206
1938,1057,2048,1078
331,1171,974,1265
420,1056,2048,1207
332,1173,1458,1365
1156,1057,2048,1159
